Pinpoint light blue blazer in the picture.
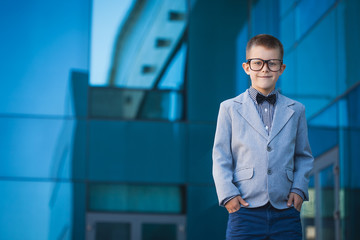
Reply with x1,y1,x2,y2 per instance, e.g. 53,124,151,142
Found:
212,91,314,209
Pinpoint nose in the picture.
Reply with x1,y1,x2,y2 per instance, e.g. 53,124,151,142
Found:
262,62,270,72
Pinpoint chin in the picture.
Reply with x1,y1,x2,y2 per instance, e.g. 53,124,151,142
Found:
257,85,274,91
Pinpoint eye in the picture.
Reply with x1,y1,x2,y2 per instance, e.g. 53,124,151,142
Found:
268,62,277,67
252,60,262,65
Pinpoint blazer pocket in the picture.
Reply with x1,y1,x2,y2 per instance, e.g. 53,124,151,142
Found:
286,169,294,182
233,168,254,183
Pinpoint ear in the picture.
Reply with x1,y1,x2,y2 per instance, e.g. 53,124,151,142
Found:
242,62,250,75
279,64,286,75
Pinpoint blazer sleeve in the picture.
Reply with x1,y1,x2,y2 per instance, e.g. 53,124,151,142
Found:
212,102,241,205
292,105,314,201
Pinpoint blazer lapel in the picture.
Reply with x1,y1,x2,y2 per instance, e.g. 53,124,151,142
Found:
269,94,295,142
234,93,269,140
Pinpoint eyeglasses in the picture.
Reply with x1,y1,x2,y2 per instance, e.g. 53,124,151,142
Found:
247,58,283,72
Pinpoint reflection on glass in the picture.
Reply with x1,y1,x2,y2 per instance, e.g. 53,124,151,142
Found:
319,165,335,240
89,88,183,121
142,223,177,240
296,0,336,39
139,91,183,120
158,44,187,90
95,222,131,240
301,176,315,240
89,184,183,213
308,126,338,159
91,0,188,88
90,0,188,122
308,103,337,128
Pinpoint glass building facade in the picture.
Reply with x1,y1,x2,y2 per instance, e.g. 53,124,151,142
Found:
0,0,359,239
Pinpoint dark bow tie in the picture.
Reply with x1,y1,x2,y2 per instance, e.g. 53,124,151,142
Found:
256,93,276,105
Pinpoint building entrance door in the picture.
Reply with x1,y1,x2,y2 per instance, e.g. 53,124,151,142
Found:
86,212,186,240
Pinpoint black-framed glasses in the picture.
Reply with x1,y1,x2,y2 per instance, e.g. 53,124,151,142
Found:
247,58,283,72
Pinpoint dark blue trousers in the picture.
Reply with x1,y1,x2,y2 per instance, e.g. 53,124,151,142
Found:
226,202,302,240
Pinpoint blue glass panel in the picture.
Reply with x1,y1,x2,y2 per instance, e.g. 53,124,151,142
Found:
251,0,280,36
89,88,183,121
335,2,347,95
280,9,296,51
308,126,338,158
89,184,183,213
72,183,87,240
349,129,360,188
296,0,336,39
280,50,297,96
71,120,88,180
186,186,227,239
139,91,183,121
187,0,247,121
70,70,89,118
91,1,188,88
343,0,360,87
308,93,351,129
296,9,337,98
308,102,338,128
236,24,250,95
347,84,360,128
0,118,85,179
187,123,216,183
320,165,335,188
280,0,297,17
294,98,330,119
90,0,135,86
0,0,90,116
0,181,74,239
337,99,349,128
158,43,187,90
88,121,186,182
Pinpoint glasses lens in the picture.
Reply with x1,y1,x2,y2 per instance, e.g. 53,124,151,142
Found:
250,59,264,71
268,60,282,71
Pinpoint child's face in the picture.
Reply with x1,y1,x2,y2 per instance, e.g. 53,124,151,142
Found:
242,45,286,95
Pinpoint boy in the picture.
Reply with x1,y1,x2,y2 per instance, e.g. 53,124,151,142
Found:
212,34,313,239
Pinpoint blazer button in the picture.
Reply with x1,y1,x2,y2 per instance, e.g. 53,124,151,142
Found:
267,169,272,175
267,146,272,152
